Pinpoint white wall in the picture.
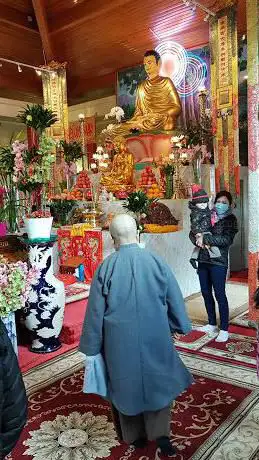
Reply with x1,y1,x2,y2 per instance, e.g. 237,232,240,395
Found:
0,95,117,122
229,166,248,271
0,95,116,143
68,95,116,121
0,120,25,146
0,97,28,118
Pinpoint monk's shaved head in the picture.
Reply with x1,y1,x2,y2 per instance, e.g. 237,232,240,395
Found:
110,214,138,248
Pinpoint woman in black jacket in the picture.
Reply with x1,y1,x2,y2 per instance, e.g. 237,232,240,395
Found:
189,190,238,343
0,319,27,458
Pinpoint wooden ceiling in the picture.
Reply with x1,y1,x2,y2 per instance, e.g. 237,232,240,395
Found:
0,0,247,105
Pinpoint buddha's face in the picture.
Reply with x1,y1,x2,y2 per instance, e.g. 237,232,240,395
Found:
114,141,123,153
114,136,126,153
144,55,160,79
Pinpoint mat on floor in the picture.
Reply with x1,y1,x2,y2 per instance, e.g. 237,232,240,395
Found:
175,324,257,369
229,269,248,284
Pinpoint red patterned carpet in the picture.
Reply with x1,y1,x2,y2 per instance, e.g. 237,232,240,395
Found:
8,368,253,460
12,321,259,459
176,324,257,369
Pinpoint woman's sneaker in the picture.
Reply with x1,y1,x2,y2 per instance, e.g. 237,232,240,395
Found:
215,330,229,342
196,325,218,334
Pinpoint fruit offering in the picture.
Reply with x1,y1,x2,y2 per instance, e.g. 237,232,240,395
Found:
76,171,91,189
138,166,157,187
63,188,83,201
146,184,164,199
115,191,129,200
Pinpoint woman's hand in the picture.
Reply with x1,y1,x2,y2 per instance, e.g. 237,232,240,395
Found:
196,234,204,248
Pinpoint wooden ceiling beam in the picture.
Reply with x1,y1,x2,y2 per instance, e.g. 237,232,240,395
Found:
32,0,54,62
0,4,39,34
49,0,133,35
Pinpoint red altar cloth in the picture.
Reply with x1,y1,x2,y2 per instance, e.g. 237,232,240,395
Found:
126,133,172,163
57,228,103,283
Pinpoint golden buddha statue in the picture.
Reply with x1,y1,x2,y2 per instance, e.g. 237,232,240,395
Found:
100,136,135,192
109,50,182,138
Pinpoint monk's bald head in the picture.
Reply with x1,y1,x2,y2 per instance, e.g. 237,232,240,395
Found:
110,214,138,248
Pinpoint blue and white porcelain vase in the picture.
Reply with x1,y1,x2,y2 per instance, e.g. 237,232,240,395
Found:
24,239,65,353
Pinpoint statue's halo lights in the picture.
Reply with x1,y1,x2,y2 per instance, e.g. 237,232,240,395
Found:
156,42,208,96
177,52,208,97
155,41,188,87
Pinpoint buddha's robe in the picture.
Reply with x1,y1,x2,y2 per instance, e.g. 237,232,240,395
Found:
110,76,182,137
79,243,192,416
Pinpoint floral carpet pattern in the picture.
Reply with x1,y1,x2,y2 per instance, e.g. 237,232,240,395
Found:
8,368,255,460
23,411,119,459
9,323,259,460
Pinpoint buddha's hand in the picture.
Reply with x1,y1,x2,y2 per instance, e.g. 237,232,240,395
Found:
132,118,145,129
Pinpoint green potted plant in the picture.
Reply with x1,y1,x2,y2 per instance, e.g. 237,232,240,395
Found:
123,190,157,240
49,198,75,226
59,140,82,165
17,104,57,148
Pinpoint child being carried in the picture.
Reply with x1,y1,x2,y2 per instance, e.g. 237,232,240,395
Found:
189,185,221,269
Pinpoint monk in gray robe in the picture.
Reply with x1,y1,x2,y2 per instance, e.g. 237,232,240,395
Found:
79,214,192,457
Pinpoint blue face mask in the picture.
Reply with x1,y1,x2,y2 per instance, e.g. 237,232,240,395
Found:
215,202,229,215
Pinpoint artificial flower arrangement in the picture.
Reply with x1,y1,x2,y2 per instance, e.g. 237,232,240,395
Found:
59,139,82,180
0,254,39,318
0,105,57,233
14,104,57,196
105,106,125,123
12,136,56,194
101,106,125,137
91,146,110,172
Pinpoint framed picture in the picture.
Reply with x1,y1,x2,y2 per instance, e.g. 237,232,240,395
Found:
117,64,146,120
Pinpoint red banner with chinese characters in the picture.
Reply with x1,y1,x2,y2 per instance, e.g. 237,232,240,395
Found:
69,118,96,167
57,228,103,283
69,117,96,143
